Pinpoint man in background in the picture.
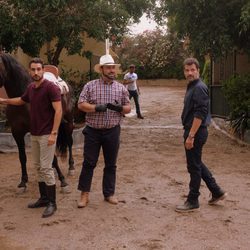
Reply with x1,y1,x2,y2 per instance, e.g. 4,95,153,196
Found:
123,64,144,119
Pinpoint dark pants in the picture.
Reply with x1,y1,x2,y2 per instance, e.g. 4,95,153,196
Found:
184,127,223,203
128,90,142,115
78,125,120,198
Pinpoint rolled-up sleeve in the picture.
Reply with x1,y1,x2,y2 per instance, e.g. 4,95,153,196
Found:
193,86,209,121
78,84,89,104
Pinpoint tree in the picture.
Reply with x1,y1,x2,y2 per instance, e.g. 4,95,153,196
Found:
116,29,187,79
0,0,155,65
154,0,250,58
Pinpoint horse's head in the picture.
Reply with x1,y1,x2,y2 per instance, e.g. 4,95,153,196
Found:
0,53,31,97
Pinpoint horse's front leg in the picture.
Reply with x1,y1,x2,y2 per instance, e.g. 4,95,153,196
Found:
13,135,28,188
52,155,68,189
68,136,75,176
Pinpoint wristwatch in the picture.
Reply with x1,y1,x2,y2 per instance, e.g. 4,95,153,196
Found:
51,131,58,136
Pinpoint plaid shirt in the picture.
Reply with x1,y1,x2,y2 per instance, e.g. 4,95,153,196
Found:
78,78,130,129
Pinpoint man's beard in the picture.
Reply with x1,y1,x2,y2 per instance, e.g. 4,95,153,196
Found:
103,72,115,80
187,75,198,82
32,74,43,82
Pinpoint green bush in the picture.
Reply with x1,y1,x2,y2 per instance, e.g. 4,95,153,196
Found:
201,60,211,85
136,63,184,80
222,74,250,138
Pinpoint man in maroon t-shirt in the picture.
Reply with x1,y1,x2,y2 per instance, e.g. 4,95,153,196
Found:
0,58,62,218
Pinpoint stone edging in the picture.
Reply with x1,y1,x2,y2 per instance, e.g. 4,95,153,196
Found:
0,120,248,153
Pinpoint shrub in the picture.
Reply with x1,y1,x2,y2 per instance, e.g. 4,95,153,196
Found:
201,60,211,85
222,74,250,138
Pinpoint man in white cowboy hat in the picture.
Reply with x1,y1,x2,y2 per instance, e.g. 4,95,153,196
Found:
77,54,131,208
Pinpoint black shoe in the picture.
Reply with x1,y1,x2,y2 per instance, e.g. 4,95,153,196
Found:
28,198,49,208
137,114,144,119
175,201,199,213
42,202,57,218
208,192,227,205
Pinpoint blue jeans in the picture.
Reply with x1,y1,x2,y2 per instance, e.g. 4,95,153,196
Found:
78,125,120,197
128,90,142,115
184,127,223,203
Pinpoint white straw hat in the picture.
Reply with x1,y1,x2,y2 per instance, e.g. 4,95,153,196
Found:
94,54,120,73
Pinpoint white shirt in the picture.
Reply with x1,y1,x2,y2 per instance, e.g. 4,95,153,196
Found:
124,72,138,91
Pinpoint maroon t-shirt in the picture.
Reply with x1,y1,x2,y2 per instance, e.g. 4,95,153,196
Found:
21,79,61,136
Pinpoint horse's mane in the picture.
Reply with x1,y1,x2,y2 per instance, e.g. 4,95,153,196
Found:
0,53,31,97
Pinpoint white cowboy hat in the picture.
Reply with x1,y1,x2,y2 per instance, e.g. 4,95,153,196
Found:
94,54,120,73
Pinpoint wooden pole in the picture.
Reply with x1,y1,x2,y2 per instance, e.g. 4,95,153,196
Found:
105,38,109,55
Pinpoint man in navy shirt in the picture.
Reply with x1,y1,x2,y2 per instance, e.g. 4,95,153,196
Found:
175,58,227,212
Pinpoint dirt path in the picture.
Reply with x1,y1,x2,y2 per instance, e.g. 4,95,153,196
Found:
0,86,250,250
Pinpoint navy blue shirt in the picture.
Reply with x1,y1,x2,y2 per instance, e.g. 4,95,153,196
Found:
181,78,211,129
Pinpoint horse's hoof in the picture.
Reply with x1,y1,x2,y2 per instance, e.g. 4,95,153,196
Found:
18,181,27,188
16,186,27,194
60,185,71,194
60,180,68,188
68,169,75,176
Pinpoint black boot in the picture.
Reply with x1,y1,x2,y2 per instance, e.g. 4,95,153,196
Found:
28,182,49,208
42,184,57,218
137,113,144,119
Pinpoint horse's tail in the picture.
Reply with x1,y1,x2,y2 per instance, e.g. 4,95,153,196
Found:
56,86,74,160
56,122,68,160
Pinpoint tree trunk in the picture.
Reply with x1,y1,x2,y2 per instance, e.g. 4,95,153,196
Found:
51,44,64,66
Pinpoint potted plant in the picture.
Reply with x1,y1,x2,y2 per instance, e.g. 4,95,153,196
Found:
230,111,250,141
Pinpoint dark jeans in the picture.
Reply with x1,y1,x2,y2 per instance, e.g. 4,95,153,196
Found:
128,90,142,115
78,125,120,198
184,127,223,203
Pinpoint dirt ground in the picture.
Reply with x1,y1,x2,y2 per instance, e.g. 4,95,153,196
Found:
0,85,250,250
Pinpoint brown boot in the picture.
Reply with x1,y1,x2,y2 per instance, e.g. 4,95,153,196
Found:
78,192,89,208
104,195,118,205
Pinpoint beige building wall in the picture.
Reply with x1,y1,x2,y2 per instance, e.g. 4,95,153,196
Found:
11,34,116,75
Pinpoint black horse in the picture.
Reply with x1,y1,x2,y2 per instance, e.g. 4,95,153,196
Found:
0,53,75,189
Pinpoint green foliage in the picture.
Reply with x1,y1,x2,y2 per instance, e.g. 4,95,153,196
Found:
116,30,187,79
222,74,250,137
0,0,155,65
155,0,250,57
60,68,87,102
201,60,211,85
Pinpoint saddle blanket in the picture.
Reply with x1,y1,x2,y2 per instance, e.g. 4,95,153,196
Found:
44,72,69,95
